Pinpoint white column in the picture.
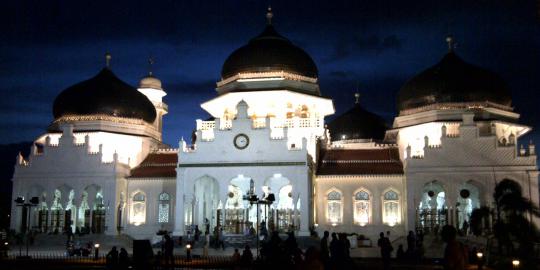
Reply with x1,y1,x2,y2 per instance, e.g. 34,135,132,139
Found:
173,170,185,236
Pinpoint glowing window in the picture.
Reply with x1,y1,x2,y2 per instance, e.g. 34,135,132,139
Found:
383,190,400,226
354,190,370,226
327,190,342,224
131,192,146,226
158,192,170,223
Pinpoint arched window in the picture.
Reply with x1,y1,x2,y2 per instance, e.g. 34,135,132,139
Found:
158,193,170,223
131,192,146,226
327,190,342,224
382,190,400,226
354,190,370,226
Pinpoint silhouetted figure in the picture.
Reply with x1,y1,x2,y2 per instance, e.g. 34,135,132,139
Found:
119,248,129,270
339,233,351,259
407,230,416,253
301,246,324,270
204,218,210,234
378,232,393,270
330,232,345,269
285,231,298,256
232,248,241,262
320,231,330,265
217,227,225,250
203,231,210,257
260,221,268,241
441,225,468,270
163,234,174,266
241,245,253,265
462,221,469,236
106,246,119,269
396,244,405,261
194,225,201,242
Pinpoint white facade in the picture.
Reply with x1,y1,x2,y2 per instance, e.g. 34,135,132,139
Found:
9,16,539,242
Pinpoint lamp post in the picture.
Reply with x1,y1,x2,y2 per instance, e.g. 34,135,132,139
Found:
242,185,275,259
186,244,191,262
14,196,39,259
512,259,520,269
476,251,483,270
94,243,100,260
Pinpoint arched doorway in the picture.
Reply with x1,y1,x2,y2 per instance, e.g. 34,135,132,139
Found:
224,175,252,234
456,181,481,230
264,174,295,232
92,190,105,233
50,188,64,233
417,181,447,233
193,176,220,232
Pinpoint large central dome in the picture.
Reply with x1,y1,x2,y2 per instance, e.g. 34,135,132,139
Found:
220,10,318,80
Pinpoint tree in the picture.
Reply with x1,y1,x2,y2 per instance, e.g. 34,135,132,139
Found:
492,179,540,268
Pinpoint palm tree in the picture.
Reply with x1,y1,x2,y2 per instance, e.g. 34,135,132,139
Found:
492,179,540,268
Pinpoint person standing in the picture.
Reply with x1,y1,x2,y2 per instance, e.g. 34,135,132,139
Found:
203,231,210,257
118,248,129,270
106,246,119,269
407,231,416,253
204,218,210,234
320,231,330,265
378,232,393,270
441,225,467,270
163,234,174,267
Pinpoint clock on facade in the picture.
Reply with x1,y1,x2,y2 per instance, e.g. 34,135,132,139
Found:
233,134,249,149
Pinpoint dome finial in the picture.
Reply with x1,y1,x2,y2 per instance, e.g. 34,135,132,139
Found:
148,56,155,76
266,6,273,25
446,35,456,52
354,81,361,104
105,52,112,68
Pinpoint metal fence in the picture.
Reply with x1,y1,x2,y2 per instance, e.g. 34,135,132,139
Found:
1,254,236,269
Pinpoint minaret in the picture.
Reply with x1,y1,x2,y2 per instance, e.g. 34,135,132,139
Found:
138,57,168,140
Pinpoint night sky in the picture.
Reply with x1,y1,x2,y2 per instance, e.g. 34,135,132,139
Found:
1,0,540,147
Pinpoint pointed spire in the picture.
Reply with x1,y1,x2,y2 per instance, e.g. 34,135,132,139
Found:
445,35,456,52
148,56,155,76
266,6,273,25
105,52,112,68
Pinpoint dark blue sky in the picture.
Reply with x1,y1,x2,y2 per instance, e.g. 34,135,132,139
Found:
1,0,539,146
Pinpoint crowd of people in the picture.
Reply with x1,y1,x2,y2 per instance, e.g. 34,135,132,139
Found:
107,223,478,270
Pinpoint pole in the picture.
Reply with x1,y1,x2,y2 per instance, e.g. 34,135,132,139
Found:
256,201,259,259
26,204,30,257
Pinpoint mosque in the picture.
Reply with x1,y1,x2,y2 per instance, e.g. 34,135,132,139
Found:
10,9,539,241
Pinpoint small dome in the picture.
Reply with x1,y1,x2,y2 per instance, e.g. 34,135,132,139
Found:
327,102,388,141
397,52,512,112
53,68,157,123
139,75,162,90
221,21,318,79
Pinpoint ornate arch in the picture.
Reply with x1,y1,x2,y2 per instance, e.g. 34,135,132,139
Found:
381,188,400,226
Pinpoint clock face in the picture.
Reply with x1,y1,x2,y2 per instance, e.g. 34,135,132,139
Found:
233,134,249,150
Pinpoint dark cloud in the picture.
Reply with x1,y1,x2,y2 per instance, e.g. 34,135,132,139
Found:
323,34,404,63
0,0,539,147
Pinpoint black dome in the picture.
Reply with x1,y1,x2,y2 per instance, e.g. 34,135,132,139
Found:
53,68,156,123
327,103,388,141
397,52,512,111
221,25,318,79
